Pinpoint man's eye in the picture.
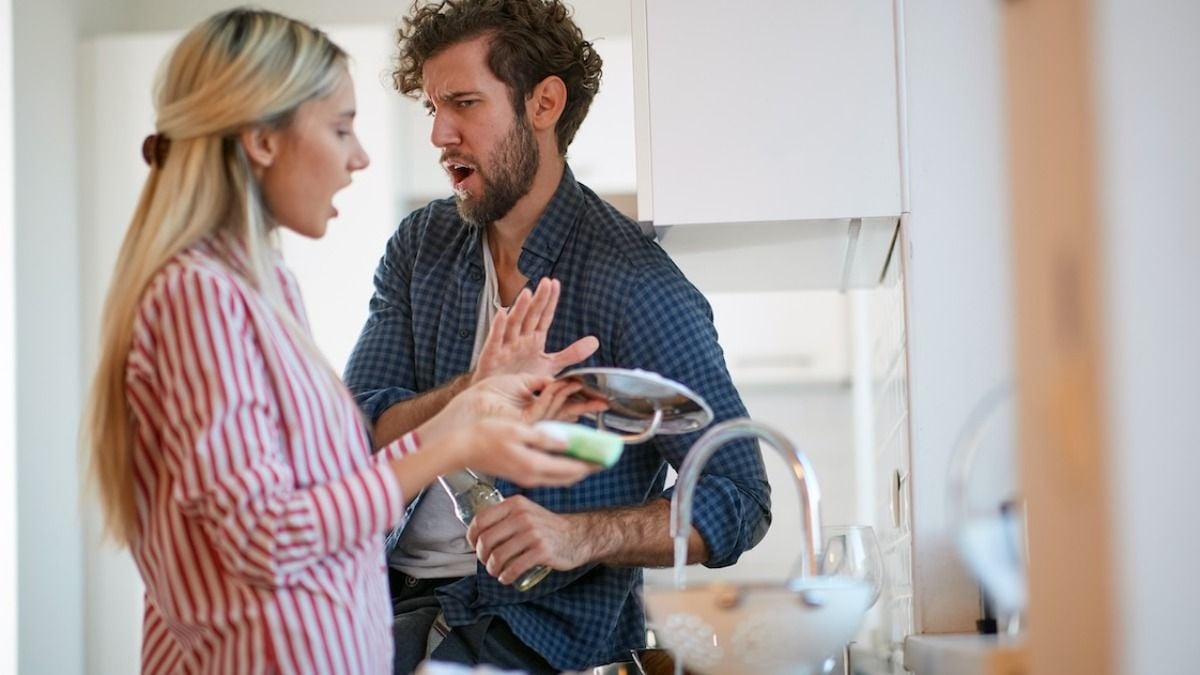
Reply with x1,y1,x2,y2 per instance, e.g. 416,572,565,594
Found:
457,100,477,108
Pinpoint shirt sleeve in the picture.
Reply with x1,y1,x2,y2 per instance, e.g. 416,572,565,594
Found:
135,267,419,589
342,219,421,422
615,263,773,568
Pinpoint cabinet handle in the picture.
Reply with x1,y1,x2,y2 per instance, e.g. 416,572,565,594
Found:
890,469,908,529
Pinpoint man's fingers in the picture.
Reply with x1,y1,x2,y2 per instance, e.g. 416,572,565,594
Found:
533,279,561,334
503,288,533,343
550,335,600,371
496,548,553,585
474,310,509,379
466,495,517,540
490,538,548,584
476,518,524,568
522,278,554,336
479,524,534,577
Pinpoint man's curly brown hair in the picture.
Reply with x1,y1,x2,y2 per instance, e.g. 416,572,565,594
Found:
392,0,603,155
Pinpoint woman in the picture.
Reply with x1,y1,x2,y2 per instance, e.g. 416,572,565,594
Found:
83,9,597,673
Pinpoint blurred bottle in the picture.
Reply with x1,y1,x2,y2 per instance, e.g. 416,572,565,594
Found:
437,469,552,591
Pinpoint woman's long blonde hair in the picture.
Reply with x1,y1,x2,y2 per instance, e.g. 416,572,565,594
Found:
84,8,348,547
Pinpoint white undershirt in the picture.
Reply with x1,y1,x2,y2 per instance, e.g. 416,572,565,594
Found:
389,229,506,578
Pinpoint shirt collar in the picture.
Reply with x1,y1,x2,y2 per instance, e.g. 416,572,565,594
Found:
518,165,583,279
462,165,583,279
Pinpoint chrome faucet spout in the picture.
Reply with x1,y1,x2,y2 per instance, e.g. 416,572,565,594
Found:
671,418,823,578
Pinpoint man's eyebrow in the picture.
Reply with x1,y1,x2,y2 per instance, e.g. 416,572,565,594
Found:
426,90,484,107
338,110,357,119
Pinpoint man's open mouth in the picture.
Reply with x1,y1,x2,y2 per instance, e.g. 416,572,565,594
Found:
445,162,476,185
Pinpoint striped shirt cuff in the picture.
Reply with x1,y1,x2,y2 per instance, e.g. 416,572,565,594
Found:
378,430,421,462
305,432,419,556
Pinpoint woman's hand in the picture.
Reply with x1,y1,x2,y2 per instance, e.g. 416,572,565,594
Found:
419,374,607,444
385,415,598,504
441,418,599,488
475,375,608,424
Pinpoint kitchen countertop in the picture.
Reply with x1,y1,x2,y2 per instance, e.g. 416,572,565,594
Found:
903,634,1027,675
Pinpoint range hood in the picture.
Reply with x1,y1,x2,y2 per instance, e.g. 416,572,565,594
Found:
656,216,900,293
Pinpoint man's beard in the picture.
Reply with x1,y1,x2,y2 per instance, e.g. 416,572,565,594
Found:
455,114,539,226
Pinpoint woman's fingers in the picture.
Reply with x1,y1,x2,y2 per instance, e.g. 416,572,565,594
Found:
521,451,599,486
522,380,577,421
488,421,598,485
510,373,554,399
554,397,609,423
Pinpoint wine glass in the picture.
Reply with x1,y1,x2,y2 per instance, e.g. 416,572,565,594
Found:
818,525,884,674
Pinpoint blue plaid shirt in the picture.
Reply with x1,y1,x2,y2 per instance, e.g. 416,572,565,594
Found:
343,167,771,671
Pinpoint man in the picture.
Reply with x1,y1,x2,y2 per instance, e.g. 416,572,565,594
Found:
343,1,771,672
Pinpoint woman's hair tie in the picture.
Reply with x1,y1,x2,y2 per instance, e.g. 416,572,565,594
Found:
141,133,171,167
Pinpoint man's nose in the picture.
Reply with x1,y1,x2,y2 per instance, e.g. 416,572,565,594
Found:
430,112,460,149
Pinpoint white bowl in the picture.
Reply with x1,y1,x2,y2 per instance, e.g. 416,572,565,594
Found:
643,576,871,675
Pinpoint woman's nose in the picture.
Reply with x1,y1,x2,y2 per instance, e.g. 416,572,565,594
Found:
350,138,370,172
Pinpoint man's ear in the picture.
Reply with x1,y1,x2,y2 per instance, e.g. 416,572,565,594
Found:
239,126,280,169
527,75,566,133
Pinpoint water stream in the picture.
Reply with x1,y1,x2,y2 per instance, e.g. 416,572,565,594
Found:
672,536,687,589
671,535,688,675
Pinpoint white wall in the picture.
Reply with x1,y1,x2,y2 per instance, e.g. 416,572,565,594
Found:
1093,1,1200,671
900,0,1013,634
0,0,16,671
14,0,86,672
84,0,631,41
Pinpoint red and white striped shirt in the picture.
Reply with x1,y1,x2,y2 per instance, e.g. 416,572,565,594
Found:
124,235,416,674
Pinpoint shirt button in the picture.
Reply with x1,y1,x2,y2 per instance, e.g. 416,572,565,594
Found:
459,329,470,339
470,271,482,281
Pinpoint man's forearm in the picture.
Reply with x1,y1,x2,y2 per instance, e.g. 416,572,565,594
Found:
371,374,470,450
574,499,709,567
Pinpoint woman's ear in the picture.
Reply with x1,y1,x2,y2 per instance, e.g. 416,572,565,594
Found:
239,126,280,170
527,75,566,133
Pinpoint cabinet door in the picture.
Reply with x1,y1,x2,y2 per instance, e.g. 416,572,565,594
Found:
633,0,902,226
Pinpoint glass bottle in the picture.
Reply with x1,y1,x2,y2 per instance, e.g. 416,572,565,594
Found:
436,469,553,592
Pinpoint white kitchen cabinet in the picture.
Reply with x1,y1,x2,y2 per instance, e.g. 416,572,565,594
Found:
632,0,903,226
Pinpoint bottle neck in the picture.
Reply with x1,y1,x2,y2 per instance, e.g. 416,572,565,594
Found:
437,468,480,496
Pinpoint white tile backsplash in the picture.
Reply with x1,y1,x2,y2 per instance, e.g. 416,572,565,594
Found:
864,251,915,657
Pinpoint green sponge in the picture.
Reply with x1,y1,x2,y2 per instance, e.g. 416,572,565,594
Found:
535,421,625,468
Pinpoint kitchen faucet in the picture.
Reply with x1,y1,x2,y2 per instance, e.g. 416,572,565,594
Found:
670,418,824,580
